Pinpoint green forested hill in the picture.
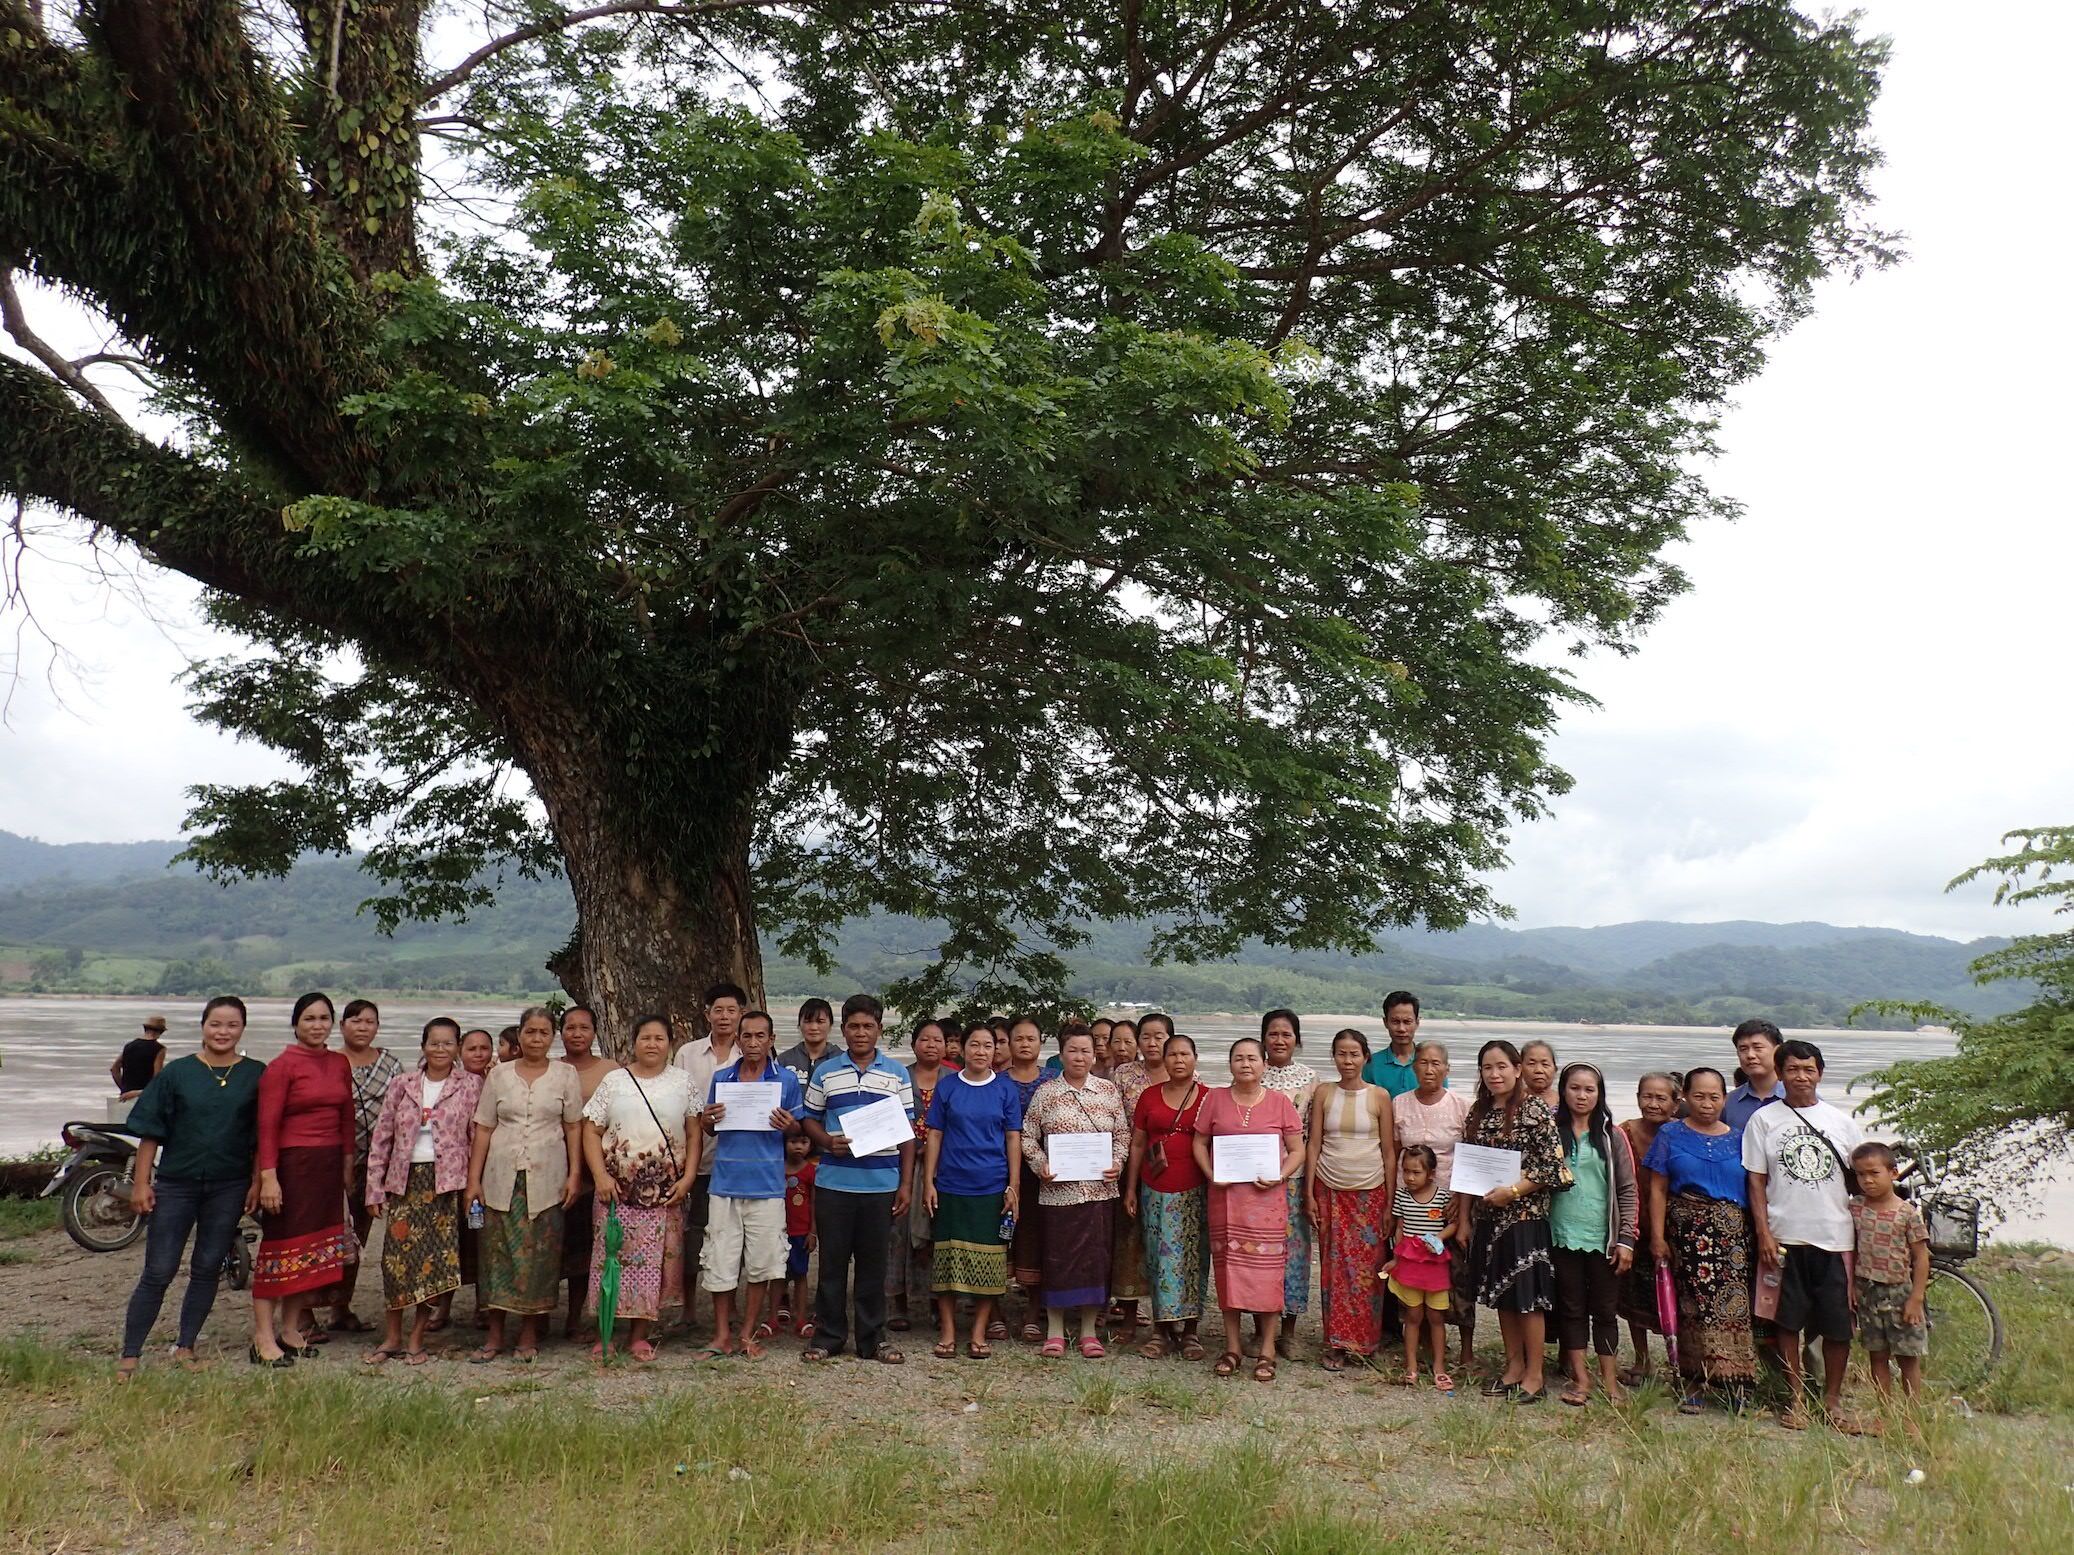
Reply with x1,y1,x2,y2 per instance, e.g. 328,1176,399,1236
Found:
0,831,2017,1024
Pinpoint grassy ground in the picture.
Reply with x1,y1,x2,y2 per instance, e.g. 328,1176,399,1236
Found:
0,1244,2065,1554
0,1199,55,1266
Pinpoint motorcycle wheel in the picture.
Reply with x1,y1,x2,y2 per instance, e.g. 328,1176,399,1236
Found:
223,1226,255,1291
62,1163,144,1252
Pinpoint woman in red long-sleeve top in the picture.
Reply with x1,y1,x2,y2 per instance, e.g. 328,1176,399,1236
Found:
250,992,356,1365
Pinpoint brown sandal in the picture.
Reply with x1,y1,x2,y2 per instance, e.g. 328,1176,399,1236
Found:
1178,1333,1206,1361
1138,1335,1170,1360
1253,1356,1278,1383
1214,1351,1242,1377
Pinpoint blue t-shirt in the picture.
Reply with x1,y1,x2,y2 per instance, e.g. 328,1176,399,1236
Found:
1642,1119,1747,1206
1722,1079,1783,1131
926,1069,1024,1196
705,1060,803,1200
803,1050,915,1195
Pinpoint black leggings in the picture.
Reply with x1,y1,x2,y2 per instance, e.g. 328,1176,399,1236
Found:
1552,1246,1619,1356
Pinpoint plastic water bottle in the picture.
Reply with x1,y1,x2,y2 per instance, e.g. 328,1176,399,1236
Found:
467,1198,485,1230
1419,1232,1447,1256
997,1210,1016,1241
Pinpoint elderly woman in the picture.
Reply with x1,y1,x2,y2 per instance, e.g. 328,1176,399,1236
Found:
251,992,355,1363
1306,1029,1395,1370
1189,1037,1304,1382
582,1014,697,1361
1644,1067,1756,1414
363,1017,481,1366
330,998,403,1337
1125,1029,1209,1360
1392,1041,1473,1372
1020,1028,1130,1358
465,1006,584,1362
1104,1013,1158,1344
1464,1040,1564,1403
1259,1010,1320,1357
118,996,265,1376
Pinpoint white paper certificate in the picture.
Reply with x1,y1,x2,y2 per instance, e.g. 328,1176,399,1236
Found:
835,1094,912,1158
1449,1143,1523,1197
1046,1131,1113,1183
1211,1133,1282,1184
714,1081,783,1131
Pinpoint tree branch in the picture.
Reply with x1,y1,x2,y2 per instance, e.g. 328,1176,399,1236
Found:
0,268,118,417
419,0,776,104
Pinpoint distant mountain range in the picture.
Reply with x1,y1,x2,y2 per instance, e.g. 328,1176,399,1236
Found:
0,829,2020,1025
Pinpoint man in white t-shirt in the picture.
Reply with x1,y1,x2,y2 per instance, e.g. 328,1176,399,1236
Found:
1743,1039,1865,1432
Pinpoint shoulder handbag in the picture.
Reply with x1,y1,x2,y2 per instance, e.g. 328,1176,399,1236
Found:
1145,1082,1201,1180
620,1071,682,1206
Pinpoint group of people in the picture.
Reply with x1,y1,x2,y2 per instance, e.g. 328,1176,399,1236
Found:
110,990,1932,1432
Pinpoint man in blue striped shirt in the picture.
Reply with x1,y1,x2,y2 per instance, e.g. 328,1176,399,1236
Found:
799,994,914,1362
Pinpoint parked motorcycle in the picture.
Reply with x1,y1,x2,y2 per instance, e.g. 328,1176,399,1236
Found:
42,1121,144,1252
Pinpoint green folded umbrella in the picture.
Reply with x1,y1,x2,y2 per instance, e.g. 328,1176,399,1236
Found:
597,1202,624,1359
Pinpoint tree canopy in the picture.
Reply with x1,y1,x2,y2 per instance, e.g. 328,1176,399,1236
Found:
1857,828,2074,1211
0,1,1893,1033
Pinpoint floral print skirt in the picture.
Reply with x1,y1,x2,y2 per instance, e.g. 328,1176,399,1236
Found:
1139,1184,1208,1323
380,1164,461,1310
1666,1193,1757,1385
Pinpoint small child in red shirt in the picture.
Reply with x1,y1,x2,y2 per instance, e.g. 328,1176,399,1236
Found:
783,1133,818,1337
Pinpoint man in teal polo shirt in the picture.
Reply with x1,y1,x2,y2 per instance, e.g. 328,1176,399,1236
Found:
1361,991,1422,1096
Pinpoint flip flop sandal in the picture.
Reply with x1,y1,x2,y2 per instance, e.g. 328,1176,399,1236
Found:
966,1341,993,1359
1480,1377,1514,1396
694,1347,730,1361
1560,1388,1590,1407
1321,1349,1345,1373
512,1348,539,1364
1433,1371,1456,1395
361,1348,397,1367
402,1350,433,1367
874,1345,906,1365
739,1339,764,1360
1213,1351,1242,1377
632,1341,660,1362
932,1339,959,1359
800,1347,832,1363
467,1347,503,1365
1513,1386,1547,1405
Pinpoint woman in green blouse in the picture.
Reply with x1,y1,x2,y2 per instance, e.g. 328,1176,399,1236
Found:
119,996,266,1375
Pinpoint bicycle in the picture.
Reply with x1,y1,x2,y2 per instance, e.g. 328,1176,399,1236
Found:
1893,1141,2003,1391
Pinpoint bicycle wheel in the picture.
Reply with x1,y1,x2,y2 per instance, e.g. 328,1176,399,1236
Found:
1919,1261,2002,1392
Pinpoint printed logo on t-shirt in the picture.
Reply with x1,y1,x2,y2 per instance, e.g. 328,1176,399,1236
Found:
1779,1127,1836,1186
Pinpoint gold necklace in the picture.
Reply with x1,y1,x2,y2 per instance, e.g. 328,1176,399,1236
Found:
200,1054,236,1088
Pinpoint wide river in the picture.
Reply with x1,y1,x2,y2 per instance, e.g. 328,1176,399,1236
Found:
3,997,2064,1242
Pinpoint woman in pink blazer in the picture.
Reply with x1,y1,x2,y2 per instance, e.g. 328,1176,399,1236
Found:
363,1018,483,1364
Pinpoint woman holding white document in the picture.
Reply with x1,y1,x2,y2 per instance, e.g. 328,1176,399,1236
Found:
1020,1028,1130,1358
1186,1037,1304,1383
1461,1039,1564,1404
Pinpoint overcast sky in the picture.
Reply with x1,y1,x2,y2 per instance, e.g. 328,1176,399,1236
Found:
2,0,2067,941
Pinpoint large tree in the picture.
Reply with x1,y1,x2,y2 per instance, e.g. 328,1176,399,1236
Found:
1,1,1891,1036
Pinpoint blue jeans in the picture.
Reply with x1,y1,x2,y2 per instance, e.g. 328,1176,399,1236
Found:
121,1176,247,1357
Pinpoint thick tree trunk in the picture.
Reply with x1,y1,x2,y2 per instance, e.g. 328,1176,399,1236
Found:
497,687,767,1056
552,809,764,1056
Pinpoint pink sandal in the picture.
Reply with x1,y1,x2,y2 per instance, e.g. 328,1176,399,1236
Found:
1079,1335,1106,1359
1039,1337,1066,1358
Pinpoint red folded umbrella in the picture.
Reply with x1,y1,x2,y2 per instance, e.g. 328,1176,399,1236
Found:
1655,1263,1680,1372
